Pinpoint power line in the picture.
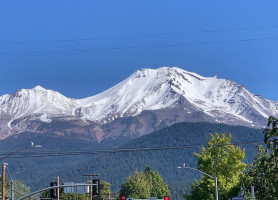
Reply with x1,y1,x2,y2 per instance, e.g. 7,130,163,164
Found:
0,140,264,159
1,25,278,45
5,167,29,197
0,36,277,55
5,166,15,181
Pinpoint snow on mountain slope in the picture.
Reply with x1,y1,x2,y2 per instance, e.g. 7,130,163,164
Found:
76,68,181,122
0,67,277,139
0,86,78,127
75,67,278,125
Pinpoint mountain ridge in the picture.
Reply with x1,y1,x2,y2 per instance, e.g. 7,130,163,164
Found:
0,67,277,140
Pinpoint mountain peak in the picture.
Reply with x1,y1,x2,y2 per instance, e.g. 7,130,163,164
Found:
32,85,46,91
76,67,278,125
0,66,277,140
132,67,205,82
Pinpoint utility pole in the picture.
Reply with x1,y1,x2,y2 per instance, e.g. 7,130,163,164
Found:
90,176,92,200
11,180,14,200
215,177,218,200
251,185,255,200
2,163,6,200
82,174,100,200
56,176,59,200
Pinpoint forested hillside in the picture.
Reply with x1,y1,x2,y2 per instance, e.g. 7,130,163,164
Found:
0,132,115,190
37,122,263,198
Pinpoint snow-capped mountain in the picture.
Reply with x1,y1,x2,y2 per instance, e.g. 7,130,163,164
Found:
0,86,80,138
76,67,278,124
1,86,77,120
0,67,277,141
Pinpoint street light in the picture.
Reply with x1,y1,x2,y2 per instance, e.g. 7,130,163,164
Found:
1,142,42,200
0,141,42,162
177,163,218,200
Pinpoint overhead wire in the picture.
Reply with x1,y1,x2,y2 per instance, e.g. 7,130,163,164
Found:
0,25,269,158
0,36,278,55
1,25,278,45
6,165,15,181
5,167,28,197
5,165,24,196
0,140,264,159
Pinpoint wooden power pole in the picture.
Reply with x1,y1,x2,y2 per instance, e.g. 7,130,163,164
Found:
82,174,100,200
56,176,60,200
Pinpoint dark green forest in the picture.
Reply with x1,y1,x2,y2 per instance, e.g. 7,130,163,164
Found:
28,122,263,199
0,132,115,191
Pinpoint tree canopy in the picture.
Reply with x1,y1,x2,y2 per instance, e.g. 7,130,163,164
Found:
0,178,30,200
119,167,170,199
184,133,246,200
242,116,278,199
93,180,111,200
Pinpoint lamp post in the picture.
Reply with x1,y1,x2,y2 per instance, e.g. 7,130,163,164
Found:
177,163,218,200
1,142,42,200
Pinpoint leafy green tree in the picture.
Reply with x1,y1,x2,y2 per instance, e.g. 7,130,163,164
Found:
184,133,246,200
93,180,112,200
0,178,30,200
242,116,278,199
40,189,51,199
144,167,170,198
119,167,170,199
120,171,151,199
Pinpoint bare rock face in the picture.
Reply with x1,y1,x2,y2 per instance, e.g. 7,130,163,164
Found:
0,67,277,141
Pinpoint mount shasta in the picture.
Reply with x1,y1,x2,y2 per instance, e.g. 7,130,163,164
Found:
1,67,277,141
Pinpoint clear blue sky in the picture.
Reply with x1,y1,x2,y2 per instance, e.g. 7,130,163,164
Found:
1,1,278,100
